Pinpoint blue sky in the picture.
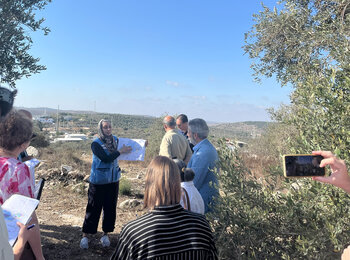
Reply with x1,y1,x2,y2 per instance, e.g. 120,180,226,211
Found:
15,0,292,123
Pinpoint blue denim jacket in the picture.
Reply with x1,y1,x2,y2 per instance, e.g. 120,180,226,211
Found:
187,139,219,213
89,136,121,184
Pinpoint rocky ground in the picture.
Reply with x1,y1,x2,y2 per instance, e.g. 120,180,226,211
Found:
35,162,148,260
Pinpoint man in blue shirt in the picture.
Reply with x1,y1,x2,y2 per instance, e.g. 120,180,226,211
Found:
187,118,219,213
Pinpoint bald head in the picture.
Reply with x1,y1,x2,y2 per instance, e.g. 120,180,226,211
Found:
163,116,176,131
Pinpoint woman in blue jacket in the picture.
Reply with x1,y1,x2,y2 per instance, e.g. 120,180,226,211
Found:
80,119,131,249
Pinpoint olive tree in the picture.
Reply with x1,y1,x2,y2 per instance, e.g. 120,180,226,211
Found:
231,1,350,257
244,0,350,86
269,70,350,160
210,141,350,259
244,0,350,161
0,0,51,88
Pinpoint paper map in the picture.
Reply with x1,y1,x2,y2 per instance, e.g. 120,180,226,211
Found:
24,158,40,186
2,194,39,246
117,138,146,161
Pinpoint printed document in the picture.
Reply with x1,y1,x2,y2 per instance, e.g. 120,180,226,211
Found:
117,138,146,161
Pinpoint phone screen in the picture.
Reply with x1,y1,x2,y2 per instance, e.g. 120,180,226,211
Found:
283,155,325,177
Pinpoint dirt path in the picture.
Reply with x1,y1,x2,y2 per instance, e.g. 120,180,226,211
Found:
36,164,146,260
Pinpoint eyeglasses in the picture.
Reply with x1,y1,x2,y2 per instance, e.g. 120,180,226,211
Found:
102,126,112,129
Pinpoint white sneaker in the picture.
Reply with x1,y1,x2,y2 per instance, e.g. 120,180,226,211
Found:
80,237,89,249
100,235,110,247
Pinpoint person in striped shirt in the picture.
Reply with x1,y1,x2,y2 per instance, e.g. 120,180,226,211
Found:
111,156,218,260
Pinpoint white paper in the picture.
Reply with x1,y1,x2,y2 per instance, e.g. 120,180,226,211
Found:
117,138,146,161
24,158,40,186
2,194,39,246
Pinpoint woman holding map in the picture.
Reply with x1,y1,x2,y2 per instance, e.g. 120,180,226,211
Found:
80,119,132,249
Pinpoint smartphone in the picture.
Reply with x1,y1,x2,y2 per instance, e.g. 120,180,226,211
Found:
283,154,325,177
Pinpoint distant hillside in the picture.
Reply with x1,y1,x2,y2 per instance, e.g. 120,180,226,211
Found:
16,107,270,141
16,107,157,133
15,107,96,116
209,121,270,141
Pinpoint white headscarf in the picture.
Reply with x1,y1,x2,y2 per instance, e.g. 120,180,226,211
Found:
97,119,117,153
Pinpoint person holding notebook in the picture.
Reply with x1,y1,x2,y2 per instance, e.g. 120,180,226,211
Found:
0,110,45,260
0,207,33,260
0,87,38,260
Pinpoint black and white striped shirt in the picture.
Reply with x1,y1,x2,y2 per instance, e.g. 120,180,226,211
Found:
111,204,218,260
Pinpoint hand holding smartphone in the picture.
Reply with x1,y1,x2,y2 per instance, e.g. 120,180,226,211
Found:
283,154,326,177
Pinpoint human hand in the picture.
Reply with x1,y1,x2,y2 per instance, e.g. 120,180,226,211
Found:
16,222,31,244
312,151,350,194
145,140,148,147
342,245,350,260
119,145,132,154
13,222,35,260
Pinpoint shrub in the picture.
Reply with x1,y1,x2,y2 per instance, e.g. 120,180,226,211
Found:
119,178,132,196
143,116,165,164
31,132,50,148
39,141,92,173
242,122,297,181
270,72,350,162
209,140,350,259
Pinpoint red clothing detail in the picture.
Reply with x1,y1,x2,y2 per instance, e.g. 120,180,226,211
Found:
0,157,34,205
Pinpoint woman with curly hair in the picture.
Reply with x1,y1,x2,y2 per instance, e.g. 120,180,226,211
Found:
0,110,45,260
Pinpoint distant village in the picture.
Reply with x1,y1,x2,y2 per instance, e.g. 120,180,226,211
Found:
33,115,93,144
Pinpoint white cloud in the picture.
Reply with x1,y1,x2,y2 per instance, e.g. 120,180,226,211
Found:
165,80,180,88
183,95,207,100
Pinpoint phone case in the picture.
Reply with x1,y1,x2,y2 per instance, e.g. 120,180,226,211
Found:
283,154,326,178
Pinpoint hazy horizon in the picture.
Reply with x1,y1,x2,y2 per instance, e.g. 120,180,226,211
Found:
16,105,274,124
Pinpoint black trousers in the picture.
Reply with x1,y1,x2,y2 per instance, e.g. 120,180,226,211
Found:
82,181,119,234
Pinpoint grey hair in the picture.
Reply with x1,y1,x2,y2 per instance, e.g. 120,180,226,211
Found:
188,118,209,139
163,116,176,127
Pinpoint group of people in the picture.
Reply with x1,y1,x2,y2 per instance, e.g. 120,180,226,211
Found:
0,84,219,259
80,114,220,259
159,115,219,214
0,85,350,259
